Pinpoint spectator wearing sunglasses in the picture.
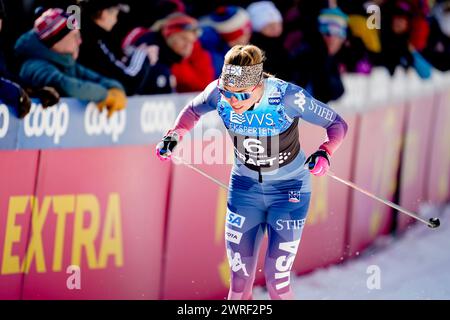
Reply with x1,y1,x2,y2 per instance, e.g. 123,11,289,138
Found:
155,44,348,300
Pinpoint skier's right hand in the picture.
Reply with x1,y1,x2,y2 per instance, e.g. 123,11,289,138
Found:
155,131,179,161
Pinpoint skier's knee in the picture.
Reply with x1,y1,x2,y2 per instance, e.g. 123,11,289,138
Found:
230,273,254,292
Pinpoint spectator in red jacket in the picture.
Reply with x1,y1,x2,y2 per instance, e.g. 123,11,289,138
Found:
123,13,215,93
166,14,215,92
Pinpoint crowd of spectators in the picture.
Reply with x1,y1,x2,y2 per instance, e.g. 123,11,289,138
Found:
1,0,449,117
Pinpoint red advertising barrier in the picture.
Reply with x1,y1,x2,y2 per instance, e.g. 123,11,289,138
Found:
162,139,233,300
293,113,357,273
162,164,233,298
20,146,168,299
397,94,437,232
0,151,39,299
1,84,449,300
426,90,450,204
347,104,406,257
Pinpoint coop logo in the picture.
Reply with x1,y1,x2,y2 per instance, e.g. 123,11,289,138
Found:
225,227,243,244
1,193,123,275
0,103,9,138
84,102,126,142
268,91,281,105
223,65,242,76
226,210,245,229
140,101,176,134
274,239,300,291
24,102,69,144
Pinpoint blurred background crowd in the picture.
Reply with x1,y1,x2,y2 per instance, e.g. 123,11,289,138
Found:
1,0,449,118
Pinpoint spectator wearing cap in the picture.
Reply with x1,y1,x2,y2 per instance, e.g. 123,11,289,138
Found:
378,0,432,79
199,6,253,77
122,12,215,93
247,1,290,79
422,0,450,71
15,8,127,117
288,7,347,103
78,0,174,95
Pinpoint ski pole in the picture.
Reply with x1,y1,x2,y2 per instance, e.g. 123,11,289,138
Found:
172,155,230,191
173,155,440,229
325,170,440,229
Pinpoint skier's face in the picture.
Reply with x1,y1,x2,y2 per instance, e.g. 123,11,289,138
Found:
222,82,264,114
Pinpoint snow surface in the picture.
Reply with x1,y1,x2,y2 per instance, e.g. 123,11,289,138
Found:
254,203,450,300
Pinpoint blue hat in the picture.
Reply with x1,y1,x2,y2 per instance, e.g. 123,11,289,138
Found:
318,7,349,39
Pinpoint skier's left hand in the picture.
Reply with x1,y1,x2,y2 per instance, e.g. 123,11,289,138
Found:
304,150,330,177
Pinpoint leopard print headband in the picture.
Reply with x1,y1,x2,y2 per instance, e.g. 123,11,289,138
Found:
220,63,263,88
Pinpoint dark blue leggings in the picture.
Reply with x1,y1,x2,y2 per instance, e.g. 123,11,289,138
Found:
225,174,311,300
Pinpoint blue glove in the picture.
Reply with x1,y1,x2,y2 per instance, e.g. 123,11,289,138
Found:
411,50,432,79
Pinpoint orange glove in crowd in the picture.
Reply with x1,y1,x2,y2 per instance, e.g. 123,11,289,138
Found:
96,88,127,117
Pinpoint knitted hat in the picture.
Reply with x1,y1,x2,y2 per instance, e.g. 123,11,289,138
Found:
247,1,282,32
318,7,349,39
161,13,200,38
202,6,252,43
34,8,77,47
81,0,130,15
392,0,415,17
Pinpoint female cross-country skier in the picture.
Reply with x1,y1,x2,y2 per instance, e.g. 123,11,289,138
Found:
156,44,348,300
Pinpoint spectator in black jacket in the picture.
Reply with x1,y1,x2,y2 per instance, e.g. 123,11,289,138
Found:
422,0,450,71
247,1,291,79
122,12,212,93
289,7,347,103
78,0,174,95
378,0,432,79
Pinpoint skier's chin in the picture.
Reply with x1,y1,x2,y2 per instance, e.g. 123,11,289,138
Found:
231,105,245,114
